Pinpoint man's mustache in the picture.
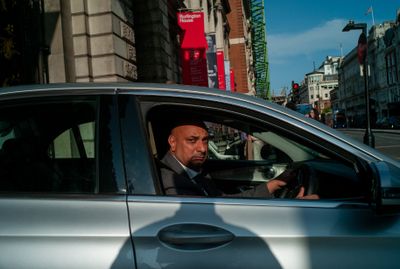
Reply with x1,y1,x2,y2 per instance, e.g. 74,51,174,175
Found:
192,153,206,158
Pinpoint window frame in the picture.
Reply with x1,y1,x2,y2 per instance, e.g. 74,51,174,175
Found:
135,95,369,199
0,94,126,196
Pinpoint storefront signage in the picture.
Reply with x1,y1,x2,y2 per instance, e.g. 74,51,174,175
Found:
177,12,208,87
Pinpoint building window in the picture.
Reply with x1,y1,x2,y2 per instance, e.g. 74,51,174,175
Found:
386,50,398,85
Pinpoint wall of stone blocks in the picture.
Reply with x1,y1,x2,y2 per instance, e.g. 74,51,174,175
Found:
132,0,180,83
71,0,137,82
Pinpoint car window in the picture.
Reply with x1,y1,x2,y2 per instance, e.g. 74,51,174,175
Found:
50,122,95,159
0,98,97,193
146,104,365,200
47,121,96,193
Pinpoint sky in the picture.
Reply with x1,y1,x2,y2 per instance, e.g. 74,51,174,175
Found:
265,0,400,95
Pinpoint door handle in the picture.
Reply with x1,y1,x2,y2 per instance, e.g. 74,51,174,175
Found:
158,224,234,250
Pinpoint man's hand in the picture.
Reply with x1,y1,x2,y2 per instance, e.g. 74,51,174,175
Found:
266,179,286,194
274,169,319,199
296,186,319,199
267,179,319,199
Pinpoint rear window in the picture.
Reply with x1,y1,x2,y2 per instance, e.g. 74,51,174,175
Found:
0,98,97,193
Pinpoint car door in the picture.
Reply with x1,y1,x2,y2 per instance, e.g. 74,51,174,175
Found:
122,92,400,269
0,93,135,269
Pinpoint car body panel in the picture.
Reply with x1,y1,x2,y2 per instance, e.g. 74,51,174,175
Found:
0,196,134,269
128,196,400,269
121,84,400,268
0,87,136,268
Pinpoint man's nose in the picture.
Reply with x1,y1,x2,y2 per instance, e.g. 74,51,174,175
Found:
196,141,207,152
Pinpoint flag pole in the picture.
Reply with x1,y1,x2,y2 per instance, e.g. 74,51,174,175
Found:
365,6,376,26
371,6,375,26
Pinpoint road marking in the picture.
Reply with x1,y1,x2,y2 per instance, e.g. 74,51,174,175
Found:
377,135,400,141
375,145,400,149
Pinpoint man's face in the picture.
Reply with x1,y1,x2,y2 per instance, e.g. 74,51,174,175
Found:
168,124,209,170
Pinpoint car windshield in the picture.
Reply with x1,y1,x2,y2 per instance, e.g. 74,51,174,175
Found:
253,131,328,161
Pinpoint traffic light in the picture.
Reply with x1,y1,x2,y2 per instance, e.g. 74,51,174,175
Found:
292,81,300,95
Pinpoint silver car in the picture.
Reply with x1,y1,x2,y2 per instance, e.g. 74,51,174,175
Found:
0,83,399,269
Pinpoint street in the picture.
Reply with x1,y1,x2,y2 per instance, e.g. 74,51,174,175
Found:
340,129,400,160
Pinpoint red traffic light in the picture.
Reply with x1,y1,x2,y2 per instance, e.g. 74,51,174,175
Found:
292,82,300,95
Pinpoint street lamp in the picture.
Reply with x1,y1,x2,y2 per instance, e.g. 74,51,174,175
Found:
342,20,375,148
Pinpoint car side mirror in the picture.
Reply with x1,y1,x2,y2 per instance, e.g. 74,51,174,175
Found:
371,161,400,215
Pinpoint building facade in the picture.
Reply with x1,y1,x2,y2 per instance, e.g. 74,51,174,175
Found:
183,0,232,90
383,16,400,118
338,19,400,127
0,0,265,97
300,56,340,115
227,0,255,94
46,0,180,84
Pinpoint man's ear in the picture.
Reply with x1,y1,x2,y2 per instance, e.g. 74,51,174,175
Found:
168,134,176,151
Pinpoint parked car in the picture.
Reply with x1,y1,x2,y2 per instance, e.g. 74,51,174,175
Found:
376,116,400,129
388,116,400,129
0,83,400,269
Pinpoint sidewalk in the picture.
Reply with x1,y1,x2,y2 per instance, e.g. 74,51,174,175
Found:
344,128,400,135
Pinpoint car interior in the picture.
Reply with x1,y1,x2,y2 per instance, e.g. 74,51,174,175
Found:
146,104,368,200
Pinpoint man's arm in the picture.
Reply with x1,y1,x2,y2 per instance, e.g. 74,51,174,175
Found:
222,181,279,198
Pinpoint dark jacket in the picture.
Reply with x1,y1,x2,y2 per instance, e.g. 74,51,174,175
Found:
160,151,272,198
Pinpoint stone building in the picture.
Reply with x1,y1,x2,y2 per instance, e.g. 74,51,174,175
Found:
0,0,259,95
383,14,400,118
338,20,399,127
55,0,181,84
0,0,184,85
132,0,182,83
299,56,340,114
52,0,138,83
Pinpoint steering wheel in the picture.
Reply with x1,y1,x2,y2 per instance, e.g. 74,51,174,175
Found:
274,163,319,198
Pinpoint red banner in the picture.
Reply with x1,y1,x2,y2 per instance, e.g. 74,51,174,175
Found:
216,51,226,90
177,12,208,86
230,69,235,92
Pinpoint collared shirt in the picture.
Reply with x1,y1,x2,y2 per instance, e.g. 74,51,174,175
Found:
171,154,208,195
171,154,201,179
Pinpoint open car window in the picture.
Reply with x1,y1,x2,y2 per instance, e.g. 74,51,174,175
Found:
146,103,367,200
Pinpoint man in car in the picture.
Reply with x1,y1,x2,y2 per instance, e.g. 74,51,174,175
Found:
160,119,318,199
